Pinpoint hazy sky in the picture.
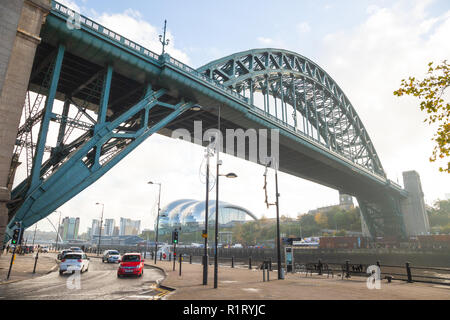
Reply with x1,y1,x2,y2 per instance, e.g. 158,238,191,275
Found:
18,0,450,233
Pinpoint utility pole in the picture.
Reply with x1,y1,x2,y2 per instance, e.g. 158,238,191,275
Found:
263,157,283,280
275,168,282,280
54,211,62,251
32,223,37,248
203,137,213,285
96,203,104,256
159,20,170,55
148,181,161,264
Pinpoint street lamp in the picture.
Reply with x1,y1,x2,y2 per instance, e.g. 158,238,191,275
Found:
264,157,283,280
213,105,238,289
95,202,104,256
54,211,62,251
202,138,214,285
148,181,162,264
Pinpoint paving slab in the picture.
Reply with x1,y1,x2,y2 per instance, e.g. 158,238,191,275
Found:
148,260,450,300
0,251,58,285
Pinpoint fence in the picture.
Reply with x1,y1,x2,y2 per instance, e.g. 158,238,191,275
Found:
292,259,450,285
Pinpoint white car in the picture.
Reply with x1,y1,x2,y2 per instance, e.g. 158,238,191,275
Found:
59,252,90,275
102,250,120,263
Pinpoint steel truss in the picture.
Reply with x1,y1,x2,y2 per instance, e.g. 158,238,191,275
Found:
198,49,385,176
7,44,193,237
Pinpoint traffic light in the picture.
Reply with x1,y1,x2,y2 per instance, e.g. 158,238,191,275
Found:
11,228,20,245
173,230,178,244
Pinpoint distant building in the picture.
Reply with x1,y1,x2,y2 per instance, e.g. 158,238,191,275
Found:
158,199,257,234
91,219,100,238
60,217,80,240
113,226,120,236
91,235,144,246
308,192,354,215
104,219,115,237
120,218,141,236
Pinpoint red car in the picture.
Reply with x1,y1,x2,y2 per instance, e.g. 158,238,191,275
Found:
117,253,145,278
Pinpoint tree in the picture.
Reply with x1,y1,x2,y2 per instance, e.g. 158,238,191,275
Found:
394,60,450,173
314,212,328,228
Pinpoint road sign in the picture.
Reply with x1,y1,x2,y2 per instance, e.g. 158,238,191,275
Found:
202,233,208,238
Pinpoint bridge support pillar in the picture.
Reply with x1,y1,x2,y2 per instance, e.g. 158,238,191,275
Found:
0,0,51,248
400,171,430,236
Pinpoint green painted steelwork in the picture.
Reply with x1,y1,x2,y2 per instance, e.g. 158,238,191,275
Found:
4,1,409,242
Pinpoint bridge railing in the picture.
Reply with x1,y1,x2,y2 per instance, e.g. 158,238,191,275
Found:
52,2,160,62
51,1,389,183
166,55,249,104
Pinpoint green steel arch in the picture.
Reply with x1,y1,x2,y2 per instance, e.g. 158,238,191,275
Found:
198,49,385,177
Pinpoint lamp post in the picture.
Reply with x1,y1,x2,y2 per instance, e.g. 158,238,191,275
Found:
213,105,238,289
95,203,104,256
159,20,170,55
54,211,62,251
274,168,282,279
148,181,162,264
264,157,283,280
202,140,213,285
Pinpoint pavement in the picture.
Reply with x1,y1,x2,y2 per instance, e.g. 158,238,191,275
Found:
1,251,449,300
0,251,58,285
148,259,450,300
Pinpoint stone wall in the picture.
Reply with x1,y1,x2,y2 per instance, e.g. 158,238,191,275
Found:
0,0,51,250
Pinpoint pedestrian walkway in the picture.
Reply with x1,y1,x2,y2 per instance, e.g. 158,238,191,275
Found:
0,252,58,285
148,259,450,300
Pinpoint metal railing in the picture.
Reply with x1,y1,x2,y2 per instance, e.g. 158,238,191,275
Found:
292,259,450,286
51,1,389,181
52,2,160,62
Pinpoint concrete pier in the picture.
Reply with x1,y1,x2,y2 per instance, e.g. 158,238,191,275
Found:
0,0,51,251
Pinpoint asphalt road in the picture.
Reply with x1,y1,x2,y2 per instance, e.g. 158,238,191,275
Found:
0,256,166,300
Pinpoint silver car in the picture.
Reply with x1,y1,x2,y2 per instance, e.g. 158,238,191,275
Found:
102,250,120,263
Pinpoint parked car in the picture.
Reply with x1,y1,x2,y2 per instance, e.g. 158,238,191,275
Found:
102,250,120,263
57,249,72,260
39,246,49,253
69,247,83,253
117,253,144,278
59,252,90,275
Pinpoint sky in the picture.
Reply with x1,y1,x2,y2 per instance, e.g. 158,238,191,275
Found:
19,0,450,233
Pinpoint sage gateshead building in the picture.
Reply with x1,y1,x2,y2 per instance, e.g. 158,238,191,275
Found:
157,199,257,234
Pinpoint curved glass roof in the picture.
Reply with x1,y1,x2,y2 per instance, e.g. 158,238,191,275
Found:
156,199,257,231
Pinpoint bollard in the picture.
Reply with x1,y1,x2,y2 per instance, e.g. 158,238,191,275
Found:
169,253,171,262
32,251,39,274
406,262,413,283
179,254,182,276
160,252,162,261
249,257,252,270
231,256,234,268
345,260,350,278
269,258,272,271
263,263,266,282
189,255,192,264
318,259,322,275
267,262,270,281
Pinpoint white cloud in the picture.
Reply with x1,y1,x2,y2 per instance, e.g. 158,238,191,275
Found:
94,10,190,64
257,37,274,45
320,1,450,203
58,0,81,12
297,22,311,33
